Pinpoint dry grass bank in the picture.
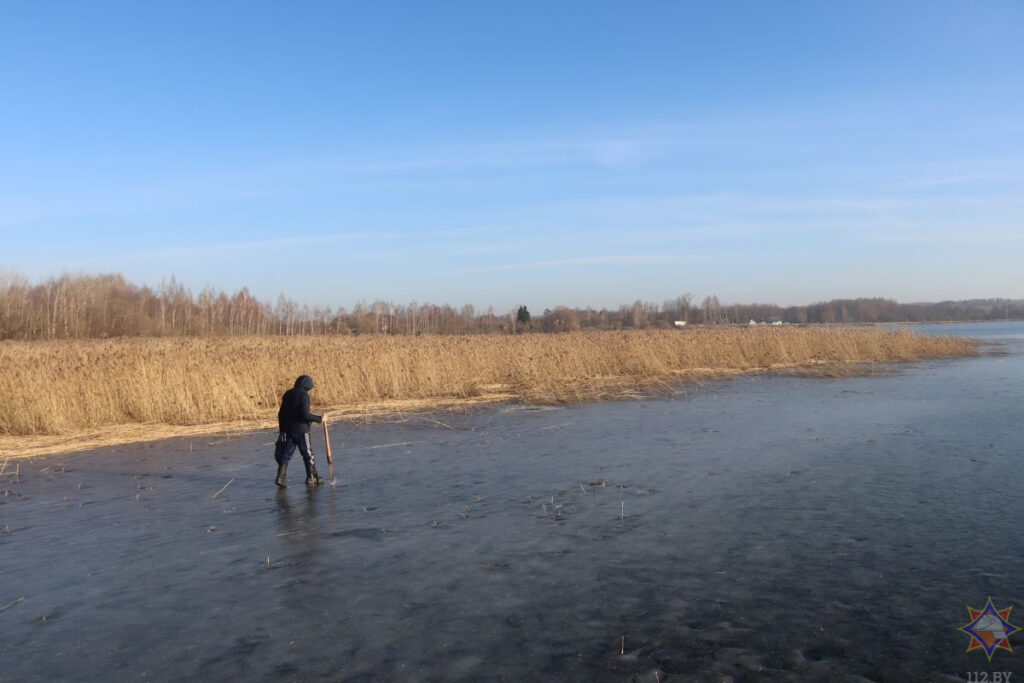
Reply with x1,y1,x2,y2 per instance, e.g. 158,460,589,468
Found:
0,327,977,457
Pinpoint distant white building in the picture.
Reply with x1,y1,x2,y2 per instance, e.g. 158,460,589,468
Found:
674,321,687,328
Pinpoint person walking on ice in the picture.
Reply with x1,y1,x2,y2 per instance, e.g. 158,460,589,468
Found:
275,374,325,487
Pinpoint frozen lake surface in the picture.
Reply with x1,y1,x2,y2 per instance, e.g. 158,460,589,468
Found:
2,323,1023,681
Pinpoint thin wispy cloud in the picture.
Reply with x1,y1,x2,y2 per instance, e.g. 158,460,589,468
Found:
21,232,382,269
0,132,677,229
466,255,691,273
451,242,521,256
860,228,1024,245
902,172,1024,188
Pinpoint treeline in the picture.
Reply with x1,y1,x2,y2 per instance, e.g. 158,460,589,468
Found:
0,272,514,339
0,272,1021,340
710,297,1024,326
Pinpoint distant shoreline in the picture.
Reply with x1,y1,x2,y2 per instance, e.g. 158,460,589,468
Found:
869,319,1024,325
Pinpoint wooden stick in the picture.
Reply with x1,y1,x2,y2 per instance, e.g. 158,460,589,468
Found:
0,597,25,614
367,441,423,450
323,417,335,483
211,478,234,499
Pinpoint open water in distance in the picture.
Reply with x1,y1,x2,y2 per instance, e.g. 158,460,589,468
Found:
2,322,1022,681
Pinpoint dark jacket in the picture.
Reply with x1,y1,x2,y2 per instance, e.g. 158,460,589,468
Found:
277,375,322,437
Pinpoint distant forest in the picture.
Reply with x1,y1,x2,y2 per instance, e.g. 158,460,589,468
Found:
1,271,1022,340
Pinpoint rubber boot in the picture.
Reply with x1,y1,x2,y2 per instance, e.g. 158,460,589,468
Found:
275,462,287,488
306,462,324,486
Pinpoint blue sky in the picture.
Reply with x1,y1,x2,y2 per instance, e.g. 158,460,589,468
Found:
2,1,1022,311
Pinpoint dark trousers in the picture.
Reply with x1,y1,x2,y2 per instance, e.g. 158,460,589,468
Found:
276,432,316,469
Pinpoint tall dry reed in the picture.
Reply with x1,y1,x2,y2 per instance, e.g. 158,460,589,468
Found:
0,327,976,438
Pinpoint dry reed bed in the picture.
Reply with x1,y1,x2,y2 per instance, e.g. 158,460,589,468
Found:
0,328,976,446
